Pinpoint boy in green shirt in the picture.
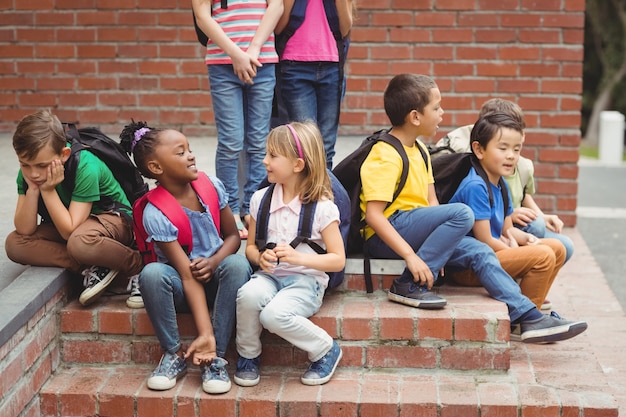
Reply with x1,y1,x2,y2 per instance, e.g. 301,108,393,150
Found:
5,109,143,307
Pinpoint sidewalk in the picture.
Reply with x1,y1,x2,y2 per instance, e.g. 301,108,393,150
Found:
0,133,625,414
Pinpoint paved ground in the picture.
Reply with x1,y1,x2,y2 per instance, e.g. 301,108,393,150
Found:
577,159,626,311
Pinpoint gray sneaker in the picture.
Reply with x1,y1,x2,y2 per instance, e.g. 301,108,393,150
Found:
387,279,447,309
520,311,588,344
126,274,144,309
147,352,188,391
201,357,232,394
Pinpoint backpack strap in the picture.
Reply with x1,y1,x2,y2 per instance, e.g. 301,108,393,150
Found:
146,186,194,256
191,172,221,235
144,173,221,258
361,131,427,293
469,156,509,216
255,184,275,252
290,200,326,254
255,184,327,255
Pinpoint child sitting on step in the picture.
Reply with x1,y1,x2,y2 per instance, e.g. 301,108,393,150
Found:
5,109,143,307
234,122,345,387
447,112,567,311
120,121,251,394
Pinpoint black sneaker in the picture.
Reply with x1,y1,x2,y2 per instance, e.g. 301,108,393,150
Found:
520,311,588,343
79,266,119,306
387,279,447,309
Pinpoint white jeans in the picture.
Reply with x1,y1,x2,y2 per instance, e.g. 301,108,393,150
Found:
236,272,332,362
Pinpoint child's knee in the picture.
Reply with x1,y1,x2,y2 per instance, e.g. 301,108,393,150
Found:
236,280,267,310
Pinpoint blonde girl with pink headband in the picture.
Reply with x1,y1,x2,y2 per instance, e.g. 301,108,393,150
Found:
234,121,345,387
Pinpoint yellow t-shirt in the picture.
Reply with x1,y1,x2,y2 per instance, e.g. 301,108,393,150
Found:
359,139,433,240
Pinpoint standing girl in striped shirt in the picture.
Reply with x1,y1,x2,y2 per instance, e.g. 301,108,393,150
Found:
192,0,284,239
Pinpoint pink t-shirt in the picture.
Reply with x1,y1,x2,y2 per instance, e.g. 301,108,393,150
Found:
281,0,338,62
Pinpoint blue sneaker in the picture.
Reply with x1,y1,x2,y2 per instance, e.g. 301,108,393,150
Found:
201,357,232,394
147,352,187,391
234,355,260,387
301,341,342,386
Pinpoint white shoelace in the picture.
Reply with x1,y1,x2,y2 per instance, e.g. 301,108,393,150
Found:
127,274,140,296
81,266,100,288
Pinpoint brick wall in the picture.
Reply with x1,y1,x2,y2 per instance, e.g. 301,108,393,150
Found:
0,0,585,224
0,289,66,417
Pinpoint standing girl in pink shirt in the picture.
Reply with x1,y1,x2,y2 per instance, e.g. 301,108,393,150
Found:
275,0,355,168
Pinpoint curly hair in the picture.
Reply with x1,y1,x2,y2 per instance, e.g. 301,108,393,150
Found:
119,120,165,179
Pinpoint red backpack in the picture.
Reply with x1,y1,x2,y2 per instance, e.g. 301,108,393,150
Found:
133,173,221,265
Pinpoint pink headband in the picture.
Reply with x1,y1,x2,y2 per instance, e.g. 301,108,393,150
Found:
285,124,304,160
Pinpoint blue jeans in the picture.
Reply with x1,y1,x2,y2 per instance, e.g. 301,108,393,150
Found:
516,216,574,263
209,63,276,216
366,203,474,280
280,61,341,168
445,237,537,323
139,254,251,357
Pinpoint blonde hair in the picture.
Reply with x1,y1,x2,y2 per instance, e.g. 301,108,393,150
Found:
266,122,333,204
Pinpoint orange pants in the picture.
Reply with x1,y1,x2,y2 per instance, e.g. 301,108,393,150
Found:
450,238,566,309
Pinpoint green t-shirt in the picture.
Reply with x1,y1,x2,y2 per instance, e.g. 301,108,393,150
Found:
17,145,131,217
503,155,535,208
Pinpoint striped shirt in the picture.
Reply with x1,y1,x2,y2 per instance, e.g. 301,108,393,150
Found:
205,0,279,65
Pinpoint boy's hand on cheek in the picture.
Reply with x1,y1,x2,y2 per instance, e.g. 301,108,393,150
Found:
40,160,65,192
23,176,40,193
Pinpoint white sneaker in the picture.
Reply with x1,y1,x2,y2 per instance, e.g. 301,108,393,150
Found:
126,274,144,309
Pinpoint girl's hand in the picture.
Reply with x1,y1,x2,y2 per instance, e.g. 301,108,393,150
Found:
189,257,217,283
231,49,259,84
259,246,279,272
272,243,301,267
39,159,65,192
184,335,217,366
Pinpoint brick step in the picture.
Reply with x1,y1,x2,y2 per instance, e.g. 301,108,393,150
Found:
40,363,618,417
59,284,511,371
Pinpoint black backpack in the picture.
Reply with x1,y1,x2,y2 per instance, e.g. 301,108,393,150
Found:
255,178,350,293
332,129,428,293
431,152,509,215
192,0,228,46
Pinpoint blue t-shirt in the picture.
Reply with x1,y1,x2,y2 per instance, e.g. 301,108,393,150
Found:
449,167,513,238
142,174,228,263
